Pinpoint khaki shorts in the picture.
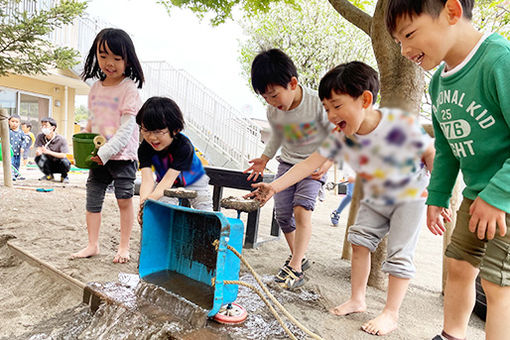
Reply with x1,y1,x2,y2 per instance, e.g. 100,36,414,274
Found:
445,198,510,286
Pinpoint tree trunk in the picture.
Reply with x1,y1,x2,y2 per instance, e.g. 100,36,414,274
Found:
341,175,363,260
1,109,13,187
371,0,425,113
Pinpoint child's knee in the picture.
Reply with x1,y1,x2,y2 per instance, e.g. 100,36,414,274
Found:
447,258,478,281
482,279,510,309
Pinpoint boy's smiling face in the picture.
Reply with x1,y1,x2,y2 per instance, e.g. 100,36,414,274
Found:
322,90,366,136
392,12,453,71
261,77,301,111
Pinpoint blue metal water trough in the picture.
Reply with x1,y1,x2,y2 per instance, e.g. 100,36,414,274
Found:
138,200,244,317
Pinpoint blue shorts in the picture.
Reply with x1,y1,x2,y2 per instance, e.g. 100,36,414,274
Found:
273,161,326,234
86,160,137,213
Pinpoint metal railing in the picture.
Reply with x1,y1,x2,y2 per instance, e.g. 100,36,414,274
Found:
141,61,265,169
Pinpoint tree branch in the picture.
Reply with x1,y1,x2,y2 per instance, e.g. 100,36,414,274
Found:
327,0,372,35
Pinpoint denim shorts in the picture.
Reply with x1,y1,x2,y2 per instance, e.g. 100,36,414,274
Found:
273,160,326,234
86,160,137,213
445,197,510,286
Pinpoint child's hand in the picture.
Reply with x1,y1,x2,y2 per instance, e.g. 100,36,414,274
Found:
427,205,452,235
244,157,268,181
90,155,103,165
243,183,276,207
469,197,507,240
137,202,145,225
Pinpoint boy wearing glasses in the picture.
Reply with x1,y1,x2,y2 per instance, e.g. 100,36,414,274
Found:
136,97,213,223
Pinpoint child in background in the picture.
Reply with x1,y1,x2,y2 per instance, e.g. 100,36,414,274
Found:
244,49,334,290
8,114,27,180
21,121,35,168
136,96,213,222
71,28,144,264
247,61,434,336
330,164,356,227
387,1,510,339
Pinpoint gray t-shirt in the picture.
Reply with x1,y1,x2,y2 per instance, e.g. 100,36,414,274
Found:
263,86,334,164
35,133,69,157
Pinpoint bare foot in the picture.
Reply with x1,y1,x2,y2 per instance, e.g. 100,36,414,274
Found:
330,299,367,316
361,310,398,336
113,248,130,264
70,245,99,259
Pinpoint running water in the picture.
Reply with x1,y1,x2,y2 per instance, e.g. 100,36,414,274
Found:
8,272,320,339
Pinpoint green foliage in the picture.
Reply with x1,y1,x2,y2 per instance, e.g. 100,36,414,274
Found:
74,104,89,123
0,0,86,76
158,0,294,25
474,0,510,39
237,0,375,92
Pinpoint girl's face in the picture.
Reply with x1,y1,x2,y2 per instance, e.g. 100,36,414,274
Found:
141,126,173,151
9,118,20,131
97,41,126,85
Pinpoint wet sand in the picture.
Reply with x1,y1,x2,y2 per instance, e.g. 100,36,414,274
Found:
0,166,485,339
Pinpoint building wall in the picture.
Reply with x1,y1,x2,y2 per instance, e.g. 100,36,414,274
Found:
0,74,76,142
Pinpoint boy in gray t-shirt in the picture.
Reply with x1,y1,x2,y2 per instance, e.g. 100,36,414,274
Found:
244,49,333,290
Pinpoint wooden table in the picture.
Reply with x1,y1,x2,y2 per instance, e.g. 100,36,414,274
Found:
204,166,279,248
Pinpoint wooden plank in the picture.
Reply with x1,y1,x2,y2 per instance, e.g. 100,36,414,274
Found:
7,241,85,295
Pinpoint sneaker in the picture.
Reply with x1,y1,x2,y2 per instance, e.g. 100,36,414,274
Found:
61,176,69,184
275,264,305,290
330,210,341,226
39,174,54,181
284,255,311,271
17,176,25,180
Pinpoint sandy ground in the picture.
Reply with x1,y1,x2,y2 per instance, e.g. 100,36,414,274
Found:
0,166,485,339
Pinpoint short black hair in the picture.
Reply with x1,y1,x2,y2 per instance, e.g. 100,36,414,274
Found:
386,0,474,34
319,61,379,104
8,114,21,121
136,97,185,136
251,48,298,95
41,117,57,128
81,28,145,89
22,121,32,129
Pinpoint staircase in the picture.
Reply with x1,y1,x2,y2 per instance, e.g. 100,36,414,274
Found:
140,61,266,170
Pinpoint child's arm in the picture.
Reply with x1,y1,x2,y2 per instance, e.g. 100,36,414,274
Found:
96,114,136,164
82,119,92,133
139,167,156,203
245,151,328,206
144,168,180,202
422,142,436,172
310,158,333,180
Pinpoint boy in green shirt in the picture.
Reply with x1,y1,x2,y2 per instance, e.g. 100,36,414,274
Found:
387,1,510,339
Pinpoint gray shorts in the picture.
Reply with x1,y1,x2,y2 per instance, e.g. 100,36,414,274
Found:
159,174,213,211
348,199,426,279
273,161,326,234
86,160,137,213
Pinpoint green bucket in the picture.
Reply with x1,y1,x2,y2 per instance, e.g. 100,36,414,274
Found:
0,143,13,162
72,133,99,169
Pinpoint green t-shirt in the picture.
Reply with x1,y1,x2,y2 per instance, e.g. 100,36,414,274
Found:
427,33,510,213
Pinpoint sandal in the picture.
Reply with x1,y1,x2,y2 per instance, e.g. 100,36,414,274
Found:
274,264,305,290
284,254,311,271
